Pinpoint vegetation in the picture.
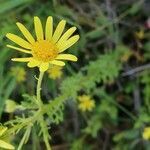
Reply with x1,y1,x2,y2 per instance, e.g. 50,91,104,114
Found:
0,0,149,149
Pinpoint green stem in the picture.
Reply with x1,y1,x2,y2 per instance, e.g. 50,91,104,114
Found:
18,125,32,150
40,116,51,150
36,71,52,150
36,72,44,106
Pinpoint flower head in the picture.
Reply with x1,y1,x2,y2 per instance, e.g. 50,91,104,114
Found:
142,127,150,140
47,66,63,80
0,126,15,149
6,16,79,72
10,66,26,82
78,95,95,112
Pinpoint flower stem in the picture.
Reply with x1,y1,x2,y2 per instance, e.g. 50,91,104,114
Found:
36,71,44,106
36,71,52,150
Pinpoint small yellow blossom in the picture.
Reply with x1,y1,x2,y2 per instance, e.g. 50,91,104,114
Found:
47,66,63,80
6,16,79,72
142,127,150,140
135,29,145,40
10,66,26,82
5,99,18,113
0,126,15,149
78,95,95,112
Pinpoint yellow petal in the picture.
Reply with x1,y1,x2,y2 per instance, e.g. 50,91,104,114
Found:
6,33,32,49
34,16,44,40
16,22,35,44
11,57,32,62
0,140,15,150
27,59,40,67
45,16,53,40
0,126,7,136
52,20,66,43
7,45,31,54
39,62,49,72
57,27,76,45
58,35,79,53
56,54,77,61
50,60,65,66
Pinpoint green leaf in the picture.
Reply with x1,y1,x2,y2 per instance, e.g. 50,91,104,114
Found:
129,2,142,15
0,0,33,14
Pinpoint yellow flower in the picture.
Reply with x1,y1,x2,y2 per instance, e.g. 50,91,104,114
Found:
10,66,26,82
47,66,63,80
142,127,150,140
78,95,95,112
6,16,79,72
0,126,15,149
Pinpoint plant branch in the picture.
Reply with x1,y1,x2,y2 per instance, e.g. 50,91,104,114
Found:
122,63,150,76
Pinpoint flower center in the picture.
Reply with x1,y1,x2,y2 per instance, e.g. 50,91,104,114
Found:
31,40,58,62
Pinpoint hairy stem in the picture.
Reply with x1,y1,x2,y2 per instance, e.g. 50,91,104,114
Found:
36,71,51,150
36,72,44,106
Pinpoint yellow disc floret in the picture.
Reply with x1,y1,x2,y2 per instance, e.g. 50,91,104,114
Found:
32,40,58,62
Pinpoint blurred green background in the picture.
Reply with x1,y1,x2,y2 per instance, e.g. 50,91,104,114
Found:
0,0,150,149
